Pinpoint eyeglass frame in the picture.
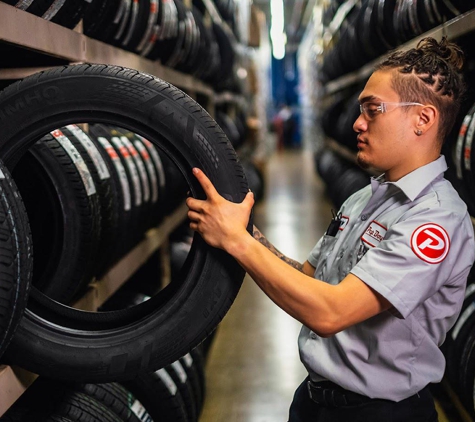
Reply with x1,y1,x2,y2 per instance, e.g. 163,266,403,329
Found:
359,101,424,120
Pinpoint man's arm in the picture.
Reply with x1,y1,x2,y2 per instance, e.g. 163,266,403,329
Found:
252,225,315,276
186,168,391,337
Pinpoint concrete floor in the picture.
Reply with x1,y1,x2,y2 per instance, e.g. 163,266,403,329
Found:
198,148,332,422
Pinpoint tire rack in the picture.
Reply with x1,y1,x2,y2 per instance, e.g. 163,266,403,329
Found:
312,5,475,422
0,1,245,416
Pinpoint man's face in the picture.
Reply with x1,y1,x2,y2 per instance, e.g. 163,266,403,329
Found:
353,70,419,178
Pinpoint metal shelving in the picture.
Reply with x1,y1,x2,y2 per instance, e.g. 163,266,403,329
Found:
0,202,188,417
0,3,204,416
0,2,214,98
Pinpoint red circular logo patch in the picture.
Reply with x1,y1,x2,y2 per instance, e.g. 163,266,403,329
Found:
411,223,450,264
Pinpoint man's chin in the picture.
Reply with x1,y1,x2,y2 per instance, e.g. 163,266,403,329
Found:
356,153,370,170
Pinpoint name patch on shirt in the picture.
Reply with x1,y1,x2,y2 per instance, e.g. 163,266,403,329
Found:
411,223,450,264
361,220,387,248
339,216,349,231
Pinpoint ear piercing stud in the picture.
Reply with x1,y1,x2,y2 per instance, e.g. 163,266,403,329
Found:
416,129,422,136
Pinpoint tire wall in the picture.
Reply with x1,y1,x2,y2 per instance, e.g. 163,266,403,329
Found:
0,0,266,419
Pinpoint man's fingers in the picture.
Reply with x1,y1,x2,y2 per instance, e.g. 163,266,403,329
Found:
192,168,219,199
187,210,201,222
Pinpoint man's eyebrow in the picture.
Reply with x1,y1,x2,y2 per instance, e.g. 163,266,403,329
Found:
358,95,380,104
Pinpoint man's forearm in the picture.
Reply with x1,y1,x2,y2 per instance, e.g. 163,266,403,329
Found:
252,225,304,272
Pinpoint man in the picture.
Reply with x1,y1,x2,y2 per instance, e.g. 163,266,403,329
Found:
186,37,475,421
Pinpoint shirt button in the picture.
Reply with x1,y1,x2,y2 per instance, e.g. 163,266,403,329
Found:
361,214,368,221
310,333,318,339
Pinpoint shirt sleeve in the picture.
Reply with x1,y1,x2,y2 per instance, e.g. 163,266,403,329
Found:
351,207,475,319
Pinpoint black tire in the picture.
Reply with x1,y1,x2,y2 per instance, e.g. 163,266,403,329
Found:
132,134,164,228
0,160,32,360
122,367,189,422
181,347,205,418
241,159,264,204
78,382,151,422
3,377,123,422
86,124,136,261
445,280,475,396
109,126,155,233
23,0,55,17
88,123,144,251
167,359,197,422
12,131,102,302
83,0,121,41
61,124,121,277
49,0,91,29
0,64,250,383
134,0,160,54
458,326,475,416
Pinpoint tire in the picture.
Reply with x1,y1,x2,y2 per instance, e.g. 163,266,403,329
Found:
49,0,91,29
88,123,145,252
445,280,475,396
109,126,155,233
458,326,475,416
12,130,102,303
132,134,164,228
2,377,123,422
61,124,121,277
181,348,205,418
77,382,152,422
167,359,197,422
86,124,136,260
83,0,121,41
122,367,189,422
0,64,250,383
0,159,32,360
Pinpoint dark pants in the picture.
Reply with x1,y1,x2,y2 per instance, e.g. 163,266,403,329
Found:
288,377,438,422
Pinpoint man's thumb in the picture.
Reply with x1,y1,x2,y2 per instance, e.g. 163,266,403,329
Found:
244,190,255,207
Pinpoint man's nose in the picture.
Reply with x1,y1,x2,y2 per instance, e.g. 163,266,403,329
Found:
353,113,368,133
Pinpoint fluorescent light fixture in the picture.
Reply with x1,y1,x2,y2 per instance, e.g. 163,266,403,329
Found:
270,0,286,59
272,32,287,60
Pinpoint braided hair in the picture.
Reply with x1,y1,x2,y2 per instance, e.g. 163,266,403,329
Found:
376,37,466,142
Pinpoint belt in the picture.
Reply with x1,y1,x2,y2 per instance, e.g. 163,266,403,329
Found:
307,380,376,408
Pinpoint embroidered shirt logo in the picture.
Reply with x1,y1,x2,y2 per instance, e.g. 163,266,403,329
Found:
361,221,387,248
411,223,450,264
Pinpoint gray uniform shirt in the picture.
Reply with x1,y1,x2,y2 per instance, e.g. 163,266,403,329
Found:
301,155,475,401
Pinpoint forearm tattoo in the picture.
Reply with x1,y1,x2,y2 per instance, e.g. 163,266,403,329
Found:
252,225,304,272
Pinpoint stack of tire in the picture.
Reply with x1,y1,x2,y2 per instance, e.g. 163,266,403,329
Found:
320,0,473,83
314,147,370,209
11,123,176,304
442,269,475,419
443,99,475,218
0,0,92,29
81,0,238,91
0,0,241,92
0,65,253,420
2,344,207,422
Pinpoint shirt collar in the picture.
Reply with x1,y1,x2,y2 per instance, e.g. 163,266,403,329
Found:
370,155,448,201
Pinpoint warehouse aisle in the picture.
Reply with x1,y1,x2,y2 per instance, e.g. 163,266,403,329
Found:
198,147,333,422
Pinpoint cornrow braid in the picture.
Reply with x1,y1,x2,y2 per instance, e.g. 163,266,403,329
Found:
375,37,466,142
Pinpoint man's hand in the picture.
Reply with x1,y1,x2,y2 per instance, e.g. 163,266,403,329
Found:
186,168,254,252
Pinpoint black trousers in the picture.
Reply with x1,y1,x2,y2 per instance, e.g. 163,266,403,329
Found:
288,377,438,422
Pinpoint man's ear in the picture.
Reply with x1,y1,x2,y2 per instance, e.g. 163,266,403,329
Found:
416,105,437,134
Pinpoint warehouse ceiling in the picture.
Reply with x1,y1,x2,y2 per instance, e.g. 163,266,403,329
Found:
252,0,316,50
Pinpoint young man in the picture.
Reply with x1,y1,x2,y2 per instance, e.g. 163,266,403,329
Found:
186,37,475,421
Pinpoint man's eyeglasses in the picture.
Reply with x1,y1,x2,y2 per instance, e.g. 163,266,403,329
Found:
359,102,424,120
